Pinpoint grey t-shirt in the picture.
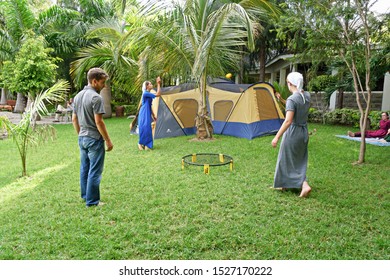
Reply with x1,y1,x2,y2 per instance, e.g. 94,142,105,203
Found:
73,86,105,140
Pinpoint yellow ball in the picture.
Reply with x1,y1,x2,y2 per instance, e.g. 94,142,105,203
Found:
225,73,232,79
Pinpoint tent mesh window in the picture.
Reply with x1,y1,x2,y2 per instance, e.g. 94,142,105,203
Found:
254,87,278,120
213,100,234,121
173,99,198,127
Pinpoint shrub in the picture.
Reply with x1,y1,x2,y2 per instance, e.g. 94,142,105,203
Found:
308,108,324,123
123,104,138,116
368,111,382,130
308,75,337,92
308,108,382,129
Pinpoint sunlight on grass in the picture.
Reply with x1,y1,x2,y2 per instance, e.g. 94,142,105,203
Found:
0,164,69,204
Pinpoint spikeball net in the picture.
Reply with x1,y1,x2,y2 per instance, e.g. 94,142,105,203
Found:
181,153,233,174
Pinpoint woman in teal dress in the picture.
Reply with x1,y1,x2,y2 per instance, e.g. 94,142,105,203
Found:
138,77,161,150
271,72,312,198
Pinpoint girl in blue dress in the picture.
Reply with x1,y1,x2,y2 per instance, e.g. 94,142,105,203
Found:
138,77,161,150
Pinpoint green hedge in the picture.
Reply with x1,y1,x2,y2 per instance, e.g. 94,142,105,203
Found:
123,104,138,116
308,108,384,129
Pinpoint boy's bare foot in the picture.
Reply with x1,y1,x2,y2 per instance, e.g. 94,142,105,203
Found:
138,144,144,150
347,131,355,137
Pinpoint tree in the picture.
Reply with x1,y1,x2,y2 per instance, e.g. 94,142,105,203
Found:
0,0,36,112
69,2,140,118
275,0,385,163
0,81,69,176
134,0,277,139
247,0,284,83
1,34,61,123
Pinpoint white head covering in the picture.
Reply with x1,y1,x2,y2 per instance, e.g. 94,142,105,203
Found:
287,72,305,103
142,81,149,92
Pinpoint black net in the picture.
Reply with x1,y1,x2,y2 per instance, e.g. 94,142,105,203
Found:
182,153,233,166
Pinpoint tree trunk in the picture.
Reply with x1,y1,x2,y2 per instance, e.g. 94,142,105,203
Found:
236,46,244,84
259,41,266,82
358,112,368,164
101,81,112,119
196,107,213,140
0,88,7,105
196,74,213,139
14,92,26,113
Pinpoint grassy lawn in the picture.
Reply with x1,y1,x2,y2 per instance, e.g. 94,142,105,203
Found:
0,117,388,260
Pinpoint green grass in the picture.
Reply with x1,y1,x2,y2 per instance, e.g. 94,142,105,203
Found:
0,118,389,260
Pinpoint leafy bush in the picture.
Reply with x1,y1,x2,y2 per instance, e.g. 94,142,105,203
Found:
308,75,337,93
123,104,138,116
308,75,338,106
308,108,324,123
272,81,289,100
308,108,383,129
368,111,382,130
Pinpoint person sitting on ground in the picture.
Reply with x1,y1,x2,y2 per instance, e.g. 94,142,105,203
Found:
54,98,74,122
348,112,390,138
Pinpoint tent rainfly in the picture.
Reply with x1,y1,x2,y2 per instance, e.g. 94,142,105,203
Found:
132,80,285,140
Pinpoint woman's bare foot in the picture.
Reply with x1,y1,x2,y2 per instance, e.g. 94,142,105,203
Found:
347,131,355,137
138,144,144,150
271,187,286,191
299,181,311,198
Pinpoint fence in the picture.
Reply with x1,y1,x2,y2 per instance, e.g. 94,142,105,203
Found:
310,91,384,111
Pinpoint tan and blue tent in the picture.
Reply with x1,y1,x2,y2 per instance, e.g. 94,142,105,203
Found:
132,80,285,140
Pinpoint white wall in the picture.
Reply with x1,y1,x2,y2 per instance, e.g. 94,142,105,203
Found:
382,72,390,111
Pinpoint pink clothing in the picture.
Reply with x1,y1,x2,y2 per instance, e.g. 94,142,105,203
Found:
354,119,390,138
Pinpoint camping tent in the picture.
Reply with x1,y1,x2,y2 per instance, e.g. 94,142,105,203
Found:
208,81,285,139
134,80,285,140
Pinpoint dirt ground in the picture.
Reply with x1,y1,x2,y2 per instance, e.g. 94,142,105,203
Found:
0,111,72,125
1,111,72,139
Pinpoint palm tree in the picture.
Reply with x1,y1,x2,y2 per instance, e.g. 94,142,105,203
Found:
0,80,69,176
135,0,278,139
69,0,143,118
70,17,139,118
245,0,283,82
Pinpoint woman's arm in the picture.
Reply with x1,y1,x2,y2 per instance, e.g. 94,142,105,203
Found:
155,76,161,97
275,92,286,105
271,110,294,148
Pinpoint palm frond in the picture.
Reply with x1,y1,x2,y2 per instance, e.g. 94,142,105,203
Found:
29,80,70,118
86,17,124,42
0,0,35,43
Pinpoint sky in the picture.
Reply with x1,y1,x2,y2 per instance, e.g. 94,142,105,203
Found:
370,0,390,14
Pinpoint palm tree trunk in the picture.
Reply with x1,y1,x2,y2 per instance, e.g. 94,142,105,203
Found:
101,81,112,119
259,41,266,82
196,74,213,139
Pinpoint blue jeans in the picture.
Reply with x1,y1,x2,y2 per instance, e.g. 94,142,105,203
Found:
78,136,105,206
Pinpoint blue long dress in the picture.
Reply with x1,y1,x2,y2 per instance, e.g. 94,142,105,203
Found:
138,90,156,149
